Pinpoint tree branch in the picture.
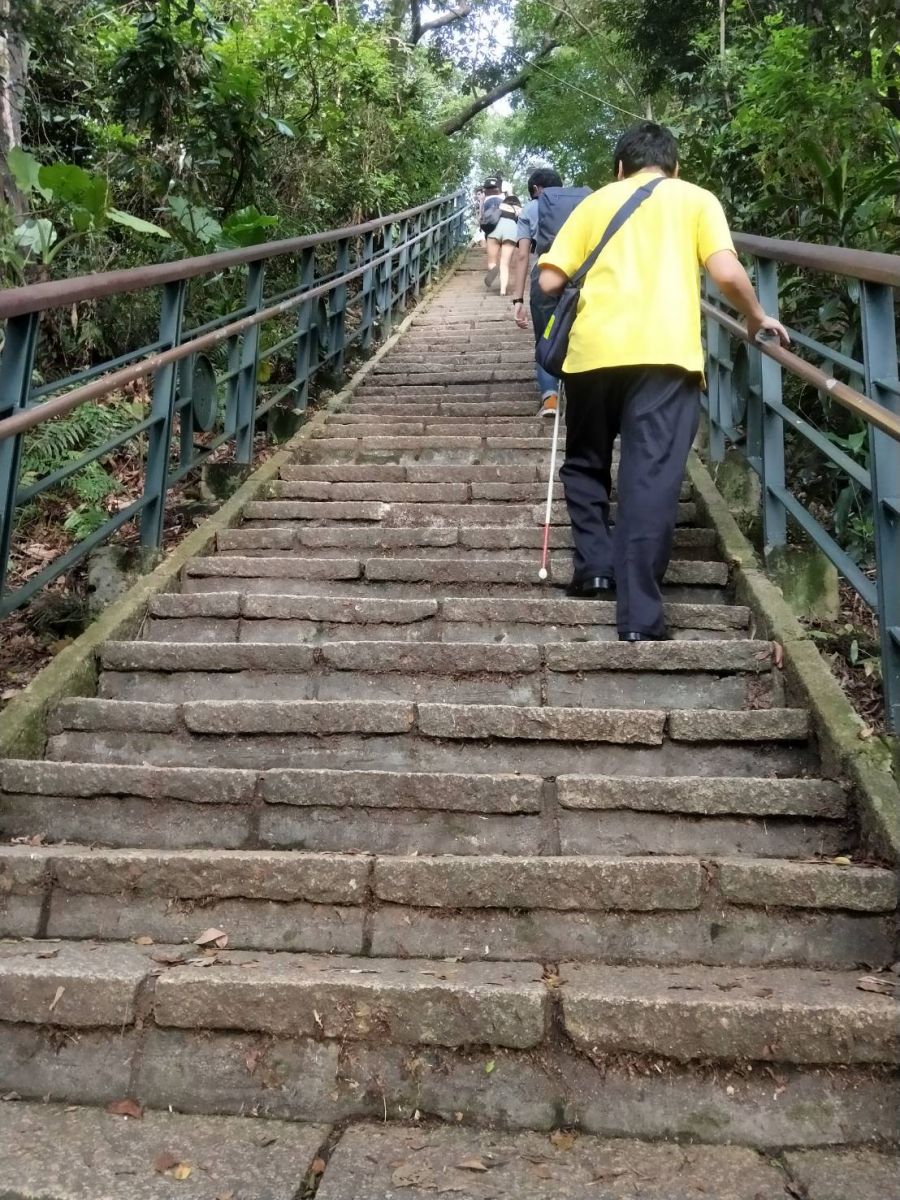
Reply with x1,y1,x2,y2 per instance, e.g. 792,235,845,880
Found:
440,38,559,135
412,3,473,42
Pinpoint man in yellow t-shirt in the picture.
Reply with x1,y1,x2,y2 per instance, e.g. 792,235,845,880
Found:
538,121,788,640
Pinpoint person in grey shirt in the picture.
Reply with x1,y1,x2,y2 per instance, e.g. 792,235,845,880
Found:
510,168,564,419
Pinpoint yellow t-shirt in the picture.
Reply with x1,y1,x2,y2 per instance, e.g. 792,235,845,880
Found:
538,171,735,376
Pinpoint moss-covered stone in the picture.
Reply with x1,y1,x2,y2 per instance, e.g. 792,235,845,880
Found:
767,544,840,622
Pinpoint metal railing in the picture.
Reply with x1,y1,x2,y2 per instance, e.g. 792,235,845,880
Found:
703,235,900,732
0,189,468,616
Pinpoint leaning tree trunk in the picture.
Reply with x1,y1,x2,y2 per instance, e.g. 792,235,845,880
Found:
0,0,28,215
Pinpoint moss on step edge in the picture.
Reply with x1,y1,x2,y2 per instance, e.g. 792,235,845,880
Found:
0,252,466,762
687,451,900,864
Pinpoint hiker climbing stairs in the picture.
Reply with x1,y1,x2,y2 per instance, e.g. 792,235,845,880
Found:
1,253,898,1197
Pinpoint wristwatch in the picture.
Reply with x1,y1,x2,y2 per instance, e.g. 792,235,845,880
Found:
512,298,524,306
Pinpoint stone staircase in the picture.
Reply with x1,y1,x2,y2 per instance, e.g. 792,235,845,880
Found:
1,254,898,1197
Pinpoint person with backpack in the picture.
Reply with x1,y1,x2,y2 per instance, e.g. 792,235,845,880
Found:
477,176,503,288
488,194,523,296
537,121,789,636
510,168,592,419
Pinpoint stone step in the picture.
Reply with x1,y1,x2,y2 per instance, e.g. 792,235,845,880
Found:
0,1103,328,1200
561,963,900,1064
292,436,570,465
45,698,814,785
242,499,699,526
183,552,724,590
0,762,848,859
313,1123,900,1200
97,638,781,710
277,462,586,483
218,524,716,561
312,421,552,439
333,401,542,416
0,943,896,1071
148,589,747,630
2,845,892,968
267,479,693,502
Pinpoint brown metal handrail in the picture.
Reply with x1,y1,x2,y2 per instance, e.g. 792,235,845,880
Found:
701,300,900,443
0,191,463,320
733,234,900,289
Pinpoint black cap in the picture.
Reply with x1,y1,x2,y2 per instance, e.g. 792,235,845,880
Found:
483,176,502,189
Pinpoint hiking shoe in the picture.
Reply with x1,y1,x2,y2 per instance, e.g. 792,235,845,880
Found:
538,393,558,419
484,266,499,289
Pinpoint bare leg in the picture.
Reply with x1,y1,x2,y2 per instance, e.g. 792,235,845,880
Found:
484,237,500,289
499,241,515,295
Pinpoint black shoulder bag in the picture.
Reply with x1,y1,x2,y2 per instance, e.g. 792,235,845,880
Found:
536,175,665,377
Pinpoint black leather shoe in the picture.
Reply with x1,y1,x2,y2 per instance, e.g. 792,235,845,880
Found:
565,575,616,598
618,630,672,642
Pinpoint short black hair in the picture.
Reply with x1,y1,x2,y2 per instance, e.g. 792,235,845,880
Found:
527,167,563,197
614,122,678,177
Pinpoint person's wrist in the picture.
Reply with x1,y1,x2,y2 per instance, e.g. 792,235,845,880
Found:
512,298,524,306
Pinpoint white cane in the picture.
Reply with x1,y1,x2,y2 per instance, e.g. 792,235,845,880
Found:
537,382,564,581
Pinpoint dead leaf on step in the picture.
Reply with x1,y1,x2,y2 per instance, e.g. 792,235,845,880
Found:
1,1092,22,1102
830,856,852,866
194,927,228,949
310,1158,326,1175
858,725,874,740
48,986,65,1012
105,1098,143,1120
36,949,59,960
771,641,784,669
133,936,155,946
549,1130,576,1151
457,1157,490,1172
215,1193,235,1200
857,975,899,997
152,952,188,967
154,1153,193,1180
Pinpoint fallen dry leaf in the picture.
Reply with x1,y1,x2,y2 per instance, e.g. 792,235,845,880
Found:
36,949,60,960
48,986,65,1013
310,1158,326,1175
857,725,874,740
106,1098,143,1120
772,641,784,669
134,936,154,946
549,1130,577,1151
457,1157,490,1172
154,1153,179,1174
857,975,899,997
171,1164,193,1181
194,927,228,949
392,1162,437,1188
152,952,188,967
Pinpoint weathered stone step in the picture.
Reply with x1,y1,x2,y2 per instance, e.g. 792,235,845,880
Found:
2,942,895,1066
0,1103,328,1200
242,499,699,527
0,761,847,859
292,436,572,464
277,462,576,482
46,699,814,783
561,963,900,1064
217,523,716,562
313,421,554,439
147,589,748,641
332,401,541,417
97,638,781,711
6,847,890,965
185,554,721,588
268,479,692,502
313,1123,900,1200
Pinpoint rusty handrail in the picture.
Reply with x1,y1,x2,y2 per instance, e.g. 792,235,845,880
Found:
701,300,900,443
733,234,900,289
0,191,463,320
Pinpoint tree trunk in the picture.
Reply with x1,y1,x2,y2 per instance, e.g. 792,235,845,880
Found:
0,0,28,214
440,40,560,136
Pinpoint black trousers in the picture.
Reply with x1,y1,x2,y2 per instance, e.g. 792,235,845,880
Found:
560,365,701,636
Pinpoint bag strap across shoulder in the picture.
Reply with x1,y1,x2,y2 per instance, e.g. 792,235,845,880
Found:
570,175,666,288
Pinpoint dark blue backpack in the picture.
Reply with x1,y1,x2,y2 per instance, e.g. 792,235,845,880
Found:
479,195,502,232
535,186,592,253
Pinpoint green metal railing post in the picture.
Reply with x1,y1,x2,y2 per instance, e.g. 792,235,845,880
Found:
410,213,423,300
294,248,316,413
704,305,727,463
141,280,186,551
360,232,376,352
396,218,410,318
755,257,787,557
235,261,265,461
379,224,395,340
330,237,350,378
0,312,40,606
860,281,900,732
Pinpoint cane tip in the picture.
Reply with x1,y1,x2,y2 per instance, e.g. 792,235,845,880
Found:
538,567,548,581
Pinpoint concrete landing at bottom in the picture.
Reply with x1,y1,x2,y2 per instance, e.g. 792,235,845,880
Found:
315,1123,789,1199
0,1103,327,1199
